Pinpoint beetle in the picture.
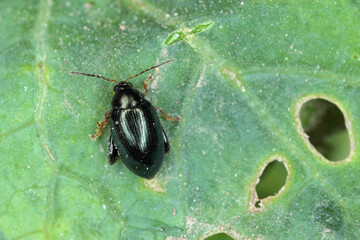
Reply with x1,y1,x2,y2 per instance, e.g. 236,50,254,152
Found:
70,59,180,179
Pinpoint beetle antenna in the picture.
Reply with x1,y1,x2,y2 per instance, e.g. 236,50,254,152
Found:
125,59,176,82
69,71,118,83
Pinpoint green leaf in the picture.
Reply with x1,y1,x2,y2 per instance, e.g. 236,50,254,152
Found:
1,0,359,239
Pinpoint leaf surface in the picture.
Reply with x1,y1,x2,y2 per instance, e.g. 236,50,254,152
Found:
1,0,359,239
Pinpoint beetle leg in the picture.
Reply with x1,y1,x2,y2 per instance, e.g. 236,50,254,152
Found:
142,74,153,96
155,107,181,121
108,136,121,165
162,127,170,154
89,110,111,140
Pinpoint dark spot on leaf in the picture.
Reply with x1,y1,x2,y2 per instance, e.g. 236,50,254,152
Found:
314,200,343,231
37,61,43,69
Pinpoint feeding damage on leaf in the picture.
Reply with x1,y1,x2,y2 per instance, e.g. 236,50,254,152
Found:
249,155,290,212
295,95,355,164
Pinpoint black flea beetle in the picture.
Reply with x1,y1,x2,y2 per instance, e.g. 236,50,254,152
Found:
70,59,180,179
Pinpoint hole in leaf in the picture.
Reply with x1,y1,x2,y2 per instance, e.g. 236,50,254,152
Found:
204,233,234,240
299,98,350,161
255,160,288,207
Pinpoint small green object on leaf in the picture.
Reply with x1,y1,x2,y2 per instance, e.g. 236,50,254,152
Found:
165,21,213,45
164,30,187,45
189,21,213,34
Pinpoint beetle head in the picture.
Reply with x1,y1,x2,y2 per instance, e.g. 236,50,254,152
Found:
114,81,133,92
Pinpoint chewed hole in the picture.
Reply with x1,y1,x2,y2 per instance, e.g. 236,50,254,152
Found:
255,160,288,206
204,233,234,240
299,98,350,161
249,156,290,212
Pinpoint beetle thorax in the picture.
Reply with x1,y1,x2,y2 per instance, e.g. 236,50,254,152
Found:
111,87,144,109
